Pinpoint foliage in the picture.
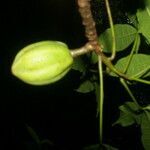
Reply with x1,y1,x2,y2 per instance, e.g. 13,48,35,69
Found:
137,0,150,44
111,54,150,78
71,0,150,149
99,24,137,52
26,125,53,150
11,0,150,149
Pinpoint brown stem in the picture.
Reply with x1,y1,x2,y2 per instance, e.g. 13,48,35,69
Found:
77,0,130,80
70,43,93,58
77,0,102,53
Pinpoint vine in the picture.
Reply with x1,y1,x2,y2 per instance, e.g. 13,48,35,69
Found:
11,0,150,149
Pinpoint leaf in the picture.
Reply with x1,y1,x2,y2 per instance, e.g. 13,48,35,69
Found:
113,102,137,127
143,105,150,111
72,57,86,72
124,102,140,112
137,0,150,44
83,144,99,150
76,80,94,93
113,102,142,127
26,125,41,145
111,54,150,78
99,24,137,52
103,144,118,150
41,139,53,146
83,144,118,150
141,111,150,150
91,52,98,64
114,111,136,127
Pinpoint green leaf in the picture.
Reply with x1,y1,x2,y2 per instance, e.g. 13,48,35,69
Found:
141,111,150,150
103,144,118,150
83,144,99,150
143,105,150,111
113,102,138,127
113,102,143,127
145,0,150,6
72,57,86,72
137,0,150,44
111,54,150,78
114,111,136,127
26,125,41,145
91,52,98,64
123,102,140,112
76,80,94,93
83,144,118,150
41,139,53,146
99,24,137,52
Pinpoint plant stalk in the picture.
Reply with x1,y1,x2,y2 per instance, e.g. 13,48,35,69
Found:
98,55,104,145
120,78,142,109
123,34,139,73
70,43,93,58
104,0,116,60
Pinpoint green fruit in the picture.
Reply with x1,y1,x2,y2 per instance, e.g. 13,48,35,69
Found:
11,41,73,85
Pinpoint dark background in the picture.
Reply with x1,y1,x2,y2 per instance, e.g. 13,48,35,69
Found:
0,0,149,150
1,1,97,150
